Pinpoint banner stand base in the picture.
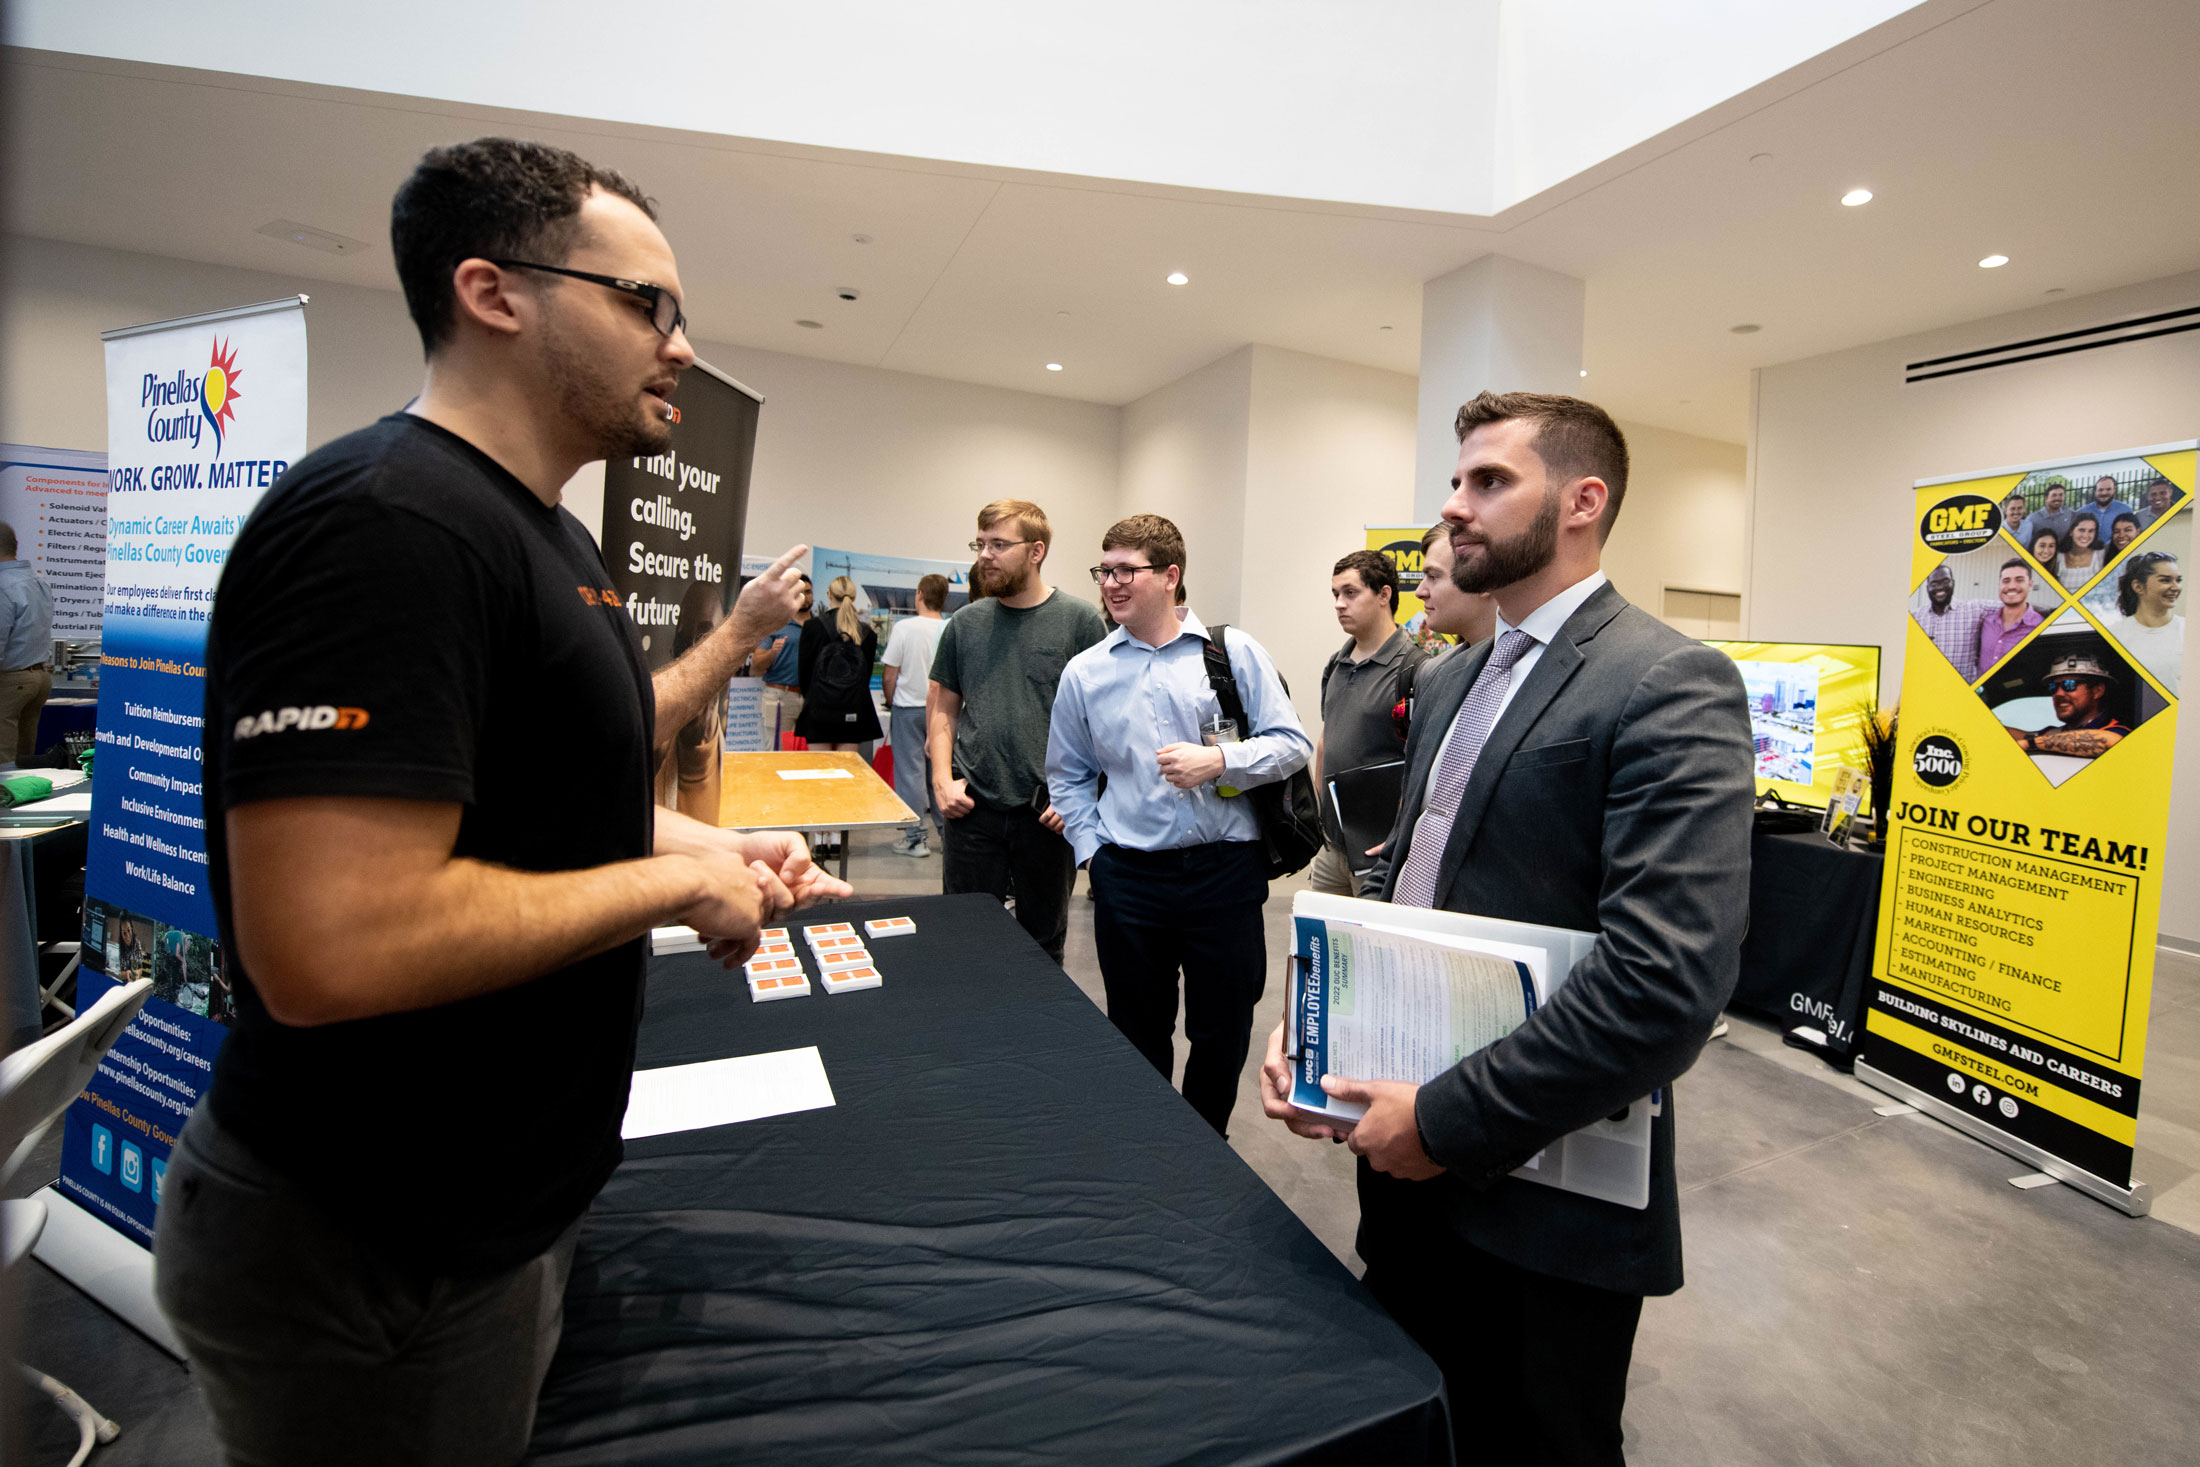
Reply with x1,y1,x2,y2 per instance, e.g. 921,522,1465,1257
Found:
28,1186,186,1358
1856,1061,2152,1218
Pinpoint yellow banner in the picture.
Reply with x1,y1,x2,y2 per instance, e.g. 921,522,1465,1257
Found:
1864,445,2190,1189
1366,525,1446,649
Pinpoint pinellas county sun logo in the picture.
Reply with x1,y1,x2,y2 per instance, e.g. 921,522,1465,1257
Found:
200,337,242,457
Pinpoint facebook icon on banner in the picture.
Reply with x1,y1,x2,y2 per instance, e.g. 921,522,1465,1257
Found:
90,1125,114,1175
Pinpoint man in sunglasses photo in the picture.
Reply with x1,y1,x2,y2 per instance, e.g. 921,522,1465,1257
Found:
153,138,847,1466
2004,650,2132,759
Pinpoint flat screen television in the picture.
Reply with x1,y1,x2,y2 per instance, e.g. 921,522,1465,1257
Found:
1704,640,1883,812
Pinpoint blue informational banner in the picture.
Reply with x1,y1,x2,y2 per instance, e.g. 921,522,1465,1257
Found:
60,296,308,1249
55,969,226,1244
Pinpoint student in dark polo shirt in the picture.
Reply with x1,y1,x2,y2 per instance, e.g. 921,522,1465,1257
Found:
152,139,848,1467
1308,549,1427,895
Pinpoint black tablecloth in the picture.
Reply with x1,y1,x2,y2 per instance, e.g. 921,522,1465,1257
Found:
1729,828,1884,1062
528,893,1447,1466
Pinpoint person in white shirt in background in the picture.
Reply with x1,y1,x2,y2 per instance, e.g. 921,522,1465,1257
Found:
2107,551,2183,696
881,572,950,857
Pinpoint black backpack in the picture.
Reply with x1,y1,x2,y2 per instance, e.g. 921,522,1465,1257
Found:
1200,626,1324,879
811,633,869,713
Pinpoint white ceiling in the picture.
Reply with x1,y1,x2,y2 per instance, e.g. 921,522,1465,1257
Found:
6,0,2200,444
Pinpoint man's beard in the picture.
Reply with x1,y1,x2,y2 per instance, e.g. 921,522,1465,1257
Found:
541,302,674,460
981,559,1035,597
1451,487,1561,594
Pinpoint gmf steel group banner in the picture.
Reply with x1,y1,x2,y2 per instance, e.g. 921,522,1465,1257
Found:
1366,525,1446,650
1860,442,2190,1212
59,297,307,1247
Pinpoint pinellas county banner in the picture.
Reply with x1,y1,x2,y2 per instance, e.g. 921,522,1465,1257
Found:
602,361,759,822
56,297,307,1251
1861,442,2191,1214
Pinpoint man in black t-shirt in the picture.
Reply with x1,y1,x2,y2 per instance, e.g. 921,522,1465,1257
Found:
151,139,849,1467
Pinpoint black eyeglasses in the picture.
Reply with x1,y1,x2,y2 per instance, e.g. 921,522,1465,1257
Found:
491,260,687,338
1090,565,1159,586
968,538,1034,555
2046,677,2099,694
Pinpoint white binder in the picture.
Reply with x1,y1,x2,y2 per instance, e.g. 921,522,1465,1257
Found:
1288,891,1655,1210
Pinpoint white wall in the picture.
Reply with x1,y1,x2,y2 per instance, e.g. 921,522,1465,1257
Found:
1603,419,1750,618
1242,347,1418,726
0,234,1118,613
1752,268,2200,944
689,340,1116,606
1117,348,1254,625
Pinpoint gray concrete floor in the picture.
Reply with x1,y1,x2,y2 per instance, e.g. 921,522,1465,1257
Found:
11,825,2200,1464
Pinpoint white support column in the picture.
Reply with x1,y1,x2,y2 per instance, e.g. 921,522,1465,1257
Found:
1414,255,1586,522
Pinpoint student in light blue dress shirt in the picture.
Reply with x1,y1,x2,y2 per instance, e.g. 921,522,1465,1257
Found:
1047,514,1311,1134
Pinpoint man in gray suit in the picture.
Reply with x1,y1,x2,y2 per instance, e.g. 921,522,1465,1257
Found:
1261,391,1754,1466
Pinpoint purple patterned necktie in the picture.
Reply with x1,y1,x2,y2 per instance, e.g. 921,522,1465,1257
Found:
1391,628,1537,909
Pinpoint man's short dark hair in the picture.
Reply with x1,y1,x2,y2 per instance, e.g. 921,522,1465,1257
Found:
0,521,15,559
2000,557,2031,578
390,138,656,356
1453,391,1631,542
1333,549,1398,608
1102,514,1186,580
916,573,949,611
1419,523,1447,554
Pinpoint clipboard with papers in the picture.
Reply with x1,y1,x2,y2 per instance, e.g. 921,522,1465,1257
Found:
1282,891,1657,1210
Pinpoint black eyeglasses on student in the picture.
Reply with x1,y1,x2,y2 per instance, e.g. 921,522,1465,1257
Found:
490,260,688,339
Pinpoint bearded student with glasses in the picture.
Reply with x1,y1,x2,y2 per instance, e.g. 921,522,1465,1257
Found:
926,499,1108,962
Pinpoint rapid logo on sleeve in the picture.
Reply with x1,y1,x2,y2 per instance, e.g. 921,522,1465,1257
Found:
1863,443,2191,1201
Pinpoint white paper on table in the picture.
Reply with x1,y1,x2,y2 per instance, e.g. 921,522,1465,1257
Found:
775,768,854,781
19,790,93,813
620,1045,836,1139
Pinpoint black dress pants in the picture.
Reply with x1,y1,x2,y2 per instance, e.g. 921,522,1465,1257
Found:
1090,840,1267,1136
941,796,1076,963
1360,1194,1644,1467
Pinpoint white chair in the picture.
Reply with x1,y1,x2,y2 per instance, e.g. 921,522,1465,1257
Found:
1,978,153,1467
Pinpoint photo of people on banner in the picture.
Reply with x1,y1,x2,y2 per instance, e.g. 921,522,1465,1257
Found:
1908,462,2185,787
1868,444,2189,1204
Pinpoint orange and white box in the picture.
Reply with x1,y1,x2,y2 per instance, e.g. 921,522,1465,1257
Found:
817,946,874,974
744,954,804,981
751,941,795,961
810,933,866,957
821,965,882,994
802,922,857,945
863,916,916,939
747,970,812,1002
759,928,789,945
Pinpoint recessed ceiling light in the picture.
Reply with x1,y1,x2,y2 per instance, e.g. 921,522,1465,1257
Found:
852,233,873,245
2045,287,2067,297
1979,254,2009,269
1748,152,1775,166
795,319,823,329
1045,362,1064,372
1841,188,1873,207
1166,272,1189,286
1730,323,1762,335
256,218,368,255
1378,325,1393,332
1579,369,1588,377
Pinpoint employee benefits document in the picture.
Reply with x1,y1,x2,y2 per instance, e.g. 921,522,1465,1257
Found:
1287,915,1550,1123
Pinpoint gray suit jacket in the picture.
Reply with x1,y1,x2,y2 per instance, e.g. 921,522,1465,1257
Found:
1358,580,1753,1296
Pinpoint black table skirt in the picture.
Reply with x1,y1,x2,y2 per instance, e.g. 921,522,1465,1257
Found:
1730,828,1885,1062
528,894,1447,1466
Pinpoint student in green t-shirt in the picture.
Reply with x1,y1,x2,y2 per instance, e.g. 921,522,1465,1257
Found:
928,499,1106,962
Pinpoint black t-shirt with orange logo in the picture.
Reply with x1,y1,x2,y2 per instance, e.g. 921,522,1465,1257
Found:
201,412,655,1275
